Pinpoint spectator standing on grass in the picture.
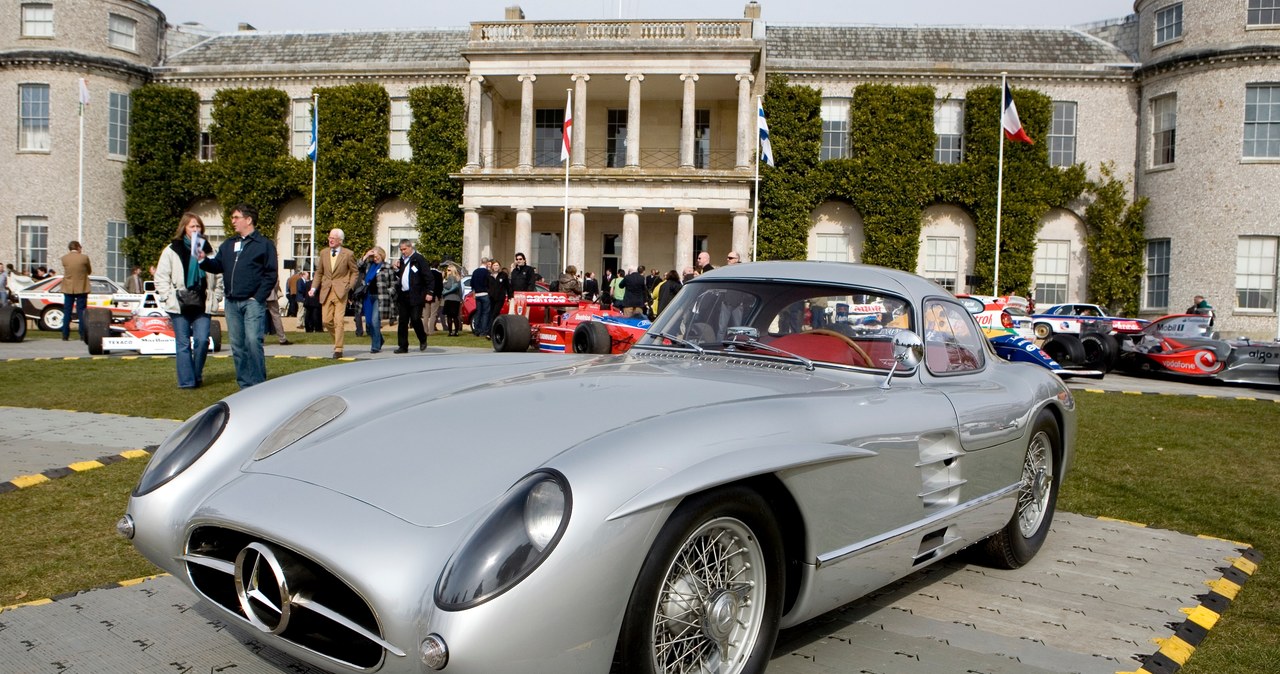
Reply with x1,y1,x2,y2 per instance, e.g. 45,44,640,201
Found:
300,272,323,333
125,266,144,294
263,278,290,346
156,213,215,389
285,267,304,317
310,228,357,359
470,258,491,338
621,265,648,317
359,246,396,354
59,241,91,342
424,262,444,335
442,265,464,336
489,260,511,333
510,253,536,292
197,203,277,389
393,239,432,353
582,271,599,302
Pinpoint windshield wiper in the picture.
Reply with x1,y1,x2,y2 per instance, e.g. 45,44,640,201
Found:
723,335,815,372
647,331,706,355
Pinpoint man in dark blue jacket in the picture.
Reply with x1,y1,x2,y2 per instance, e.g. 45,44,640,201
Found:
469,259,492,338
198,203,278,388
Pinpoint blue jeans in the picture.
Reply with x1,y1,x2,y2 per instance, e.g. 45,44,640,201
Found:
365,300,383,352
224,298,266,388
62,293,88,340
472,294,491,336
171,312,211,388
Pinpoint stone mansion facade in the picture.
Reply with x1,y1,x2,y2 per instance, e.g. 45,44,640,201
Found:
3,0,1278,336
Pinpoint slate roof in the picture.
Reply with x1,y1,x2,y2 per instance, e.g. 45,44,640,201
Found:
162,29,468,70
766,25,1135,70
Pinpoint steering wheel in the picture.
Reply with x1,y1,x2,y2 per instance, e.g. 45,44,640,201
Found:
807,329,873,367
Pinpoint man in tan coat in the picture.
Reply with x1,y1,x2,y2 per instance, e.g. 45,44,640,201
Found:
59,241,92,341
309,228,357,358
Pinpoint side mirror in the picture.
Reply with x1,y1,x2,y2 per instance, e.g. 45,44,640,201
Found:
881,329,923,389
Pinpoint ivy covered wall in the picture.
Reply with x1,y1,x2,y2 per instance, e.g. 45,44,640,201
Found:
123,83,467,271
124,78,1141,303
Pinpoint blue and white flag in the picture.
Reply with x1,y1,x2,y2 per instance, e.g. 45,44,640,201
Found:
757,102,774,167
306,104,318,162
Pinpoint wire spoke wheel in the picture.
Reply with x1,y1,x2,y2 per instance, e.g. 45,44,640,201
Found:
1016,430,1054,538
650,517,766,674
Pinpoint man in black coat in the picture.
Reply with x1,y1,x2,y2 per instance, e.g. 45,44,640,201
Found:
582,271,599,302
392,239,432,353
509,253,537,292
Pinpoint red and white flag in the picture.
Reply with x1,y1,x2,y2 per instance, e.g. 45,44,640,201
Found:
1003,82,1034,144
561,91,573,162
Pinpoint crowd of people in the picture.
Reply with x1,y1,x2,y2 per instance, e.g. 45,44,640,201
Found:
7,206,750,392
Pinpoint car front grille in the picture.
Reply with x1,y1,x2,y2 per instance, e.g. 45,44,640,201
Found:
182,526,392,670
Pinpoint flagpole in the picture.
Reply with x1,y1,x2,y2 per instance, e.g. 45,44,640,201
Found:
309,94,318,275
77,79,86,243
994,72,1007,296
752,96,761,263
562,88,572,272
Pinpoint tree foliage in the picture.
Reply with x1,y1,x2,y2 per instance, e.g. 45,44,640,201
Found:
1085,162,1148,315
405,86,467,263
121,85,201,271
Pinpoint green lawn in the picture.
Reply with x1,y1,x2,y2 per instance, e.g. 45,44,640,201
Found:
0,366,1275,671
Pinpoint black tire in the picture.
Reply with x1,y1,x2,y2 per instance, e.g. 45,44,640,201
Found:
38,305,63,331
84,307,112,344
572,321,611,354
86,320,109,355
612,486,784,674
975,411,1061,569
210,320,223,352
1041,334,1086,368
0,305,26,342
1032,322,1052,340
491,314,531,352
1079,333,1116,373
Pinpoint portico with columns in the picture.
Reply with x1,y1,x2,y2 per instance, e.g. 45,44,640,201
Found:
454,5,766,279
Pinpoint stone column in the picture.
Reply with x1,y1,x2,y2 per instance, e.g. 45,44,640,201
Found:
625,73,644,168
676,209,695,273
622,209,640,272
463,208,480,270
679,73,698,169
481,92,495,168
517,75,535,169
465,76,484,169
732,211,751,261
568,208,586,274
478,212,495,262
572,74,590,169
515,208,532,260
736,73,754,170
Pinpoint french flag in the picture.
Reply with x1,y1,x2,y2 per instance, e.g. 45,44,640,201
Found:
1002,83,1033,145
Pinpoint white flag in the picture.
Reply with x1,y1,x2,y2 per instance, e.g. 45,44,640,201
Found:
78,78,90,112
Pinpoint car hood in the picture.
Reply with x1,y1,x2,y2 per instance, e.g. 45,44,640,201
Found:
240,352,864,527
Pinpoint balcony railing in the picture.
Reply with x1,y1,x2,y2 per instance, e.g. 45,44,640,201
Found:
470,19,753,44
474,148,743,171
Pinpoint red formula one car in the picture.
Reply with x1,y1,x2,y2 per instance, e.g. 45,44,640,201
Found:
1117,314,1280,385
85,300,222,356
490,291,651,354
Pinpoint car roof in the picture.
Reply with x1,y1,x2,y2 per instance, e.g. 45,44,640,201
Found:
691,261,946,300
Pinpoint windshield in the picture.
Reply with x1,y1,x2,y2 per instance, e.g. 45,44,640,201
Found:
638,281,914,371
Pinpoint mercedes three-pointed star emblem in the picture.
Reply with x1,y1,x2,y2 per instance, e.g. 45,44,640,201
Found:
234,542,294,634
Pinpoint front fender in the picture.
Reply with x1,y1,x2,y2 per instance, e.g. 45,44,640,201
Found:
606,442,877,521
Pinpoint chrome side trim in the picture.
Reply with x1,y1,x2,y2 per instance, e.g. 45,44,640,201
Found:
180,553,235,574
816,483,1018,568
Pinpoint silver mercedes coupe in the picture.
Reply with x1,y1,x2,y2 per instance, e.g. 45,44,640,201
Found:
120,261,1076,674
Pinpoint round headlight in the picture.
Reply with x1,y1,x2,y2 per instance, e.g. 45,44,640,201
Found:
525,480,566,551
134,403,228,496
435,471,571,610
